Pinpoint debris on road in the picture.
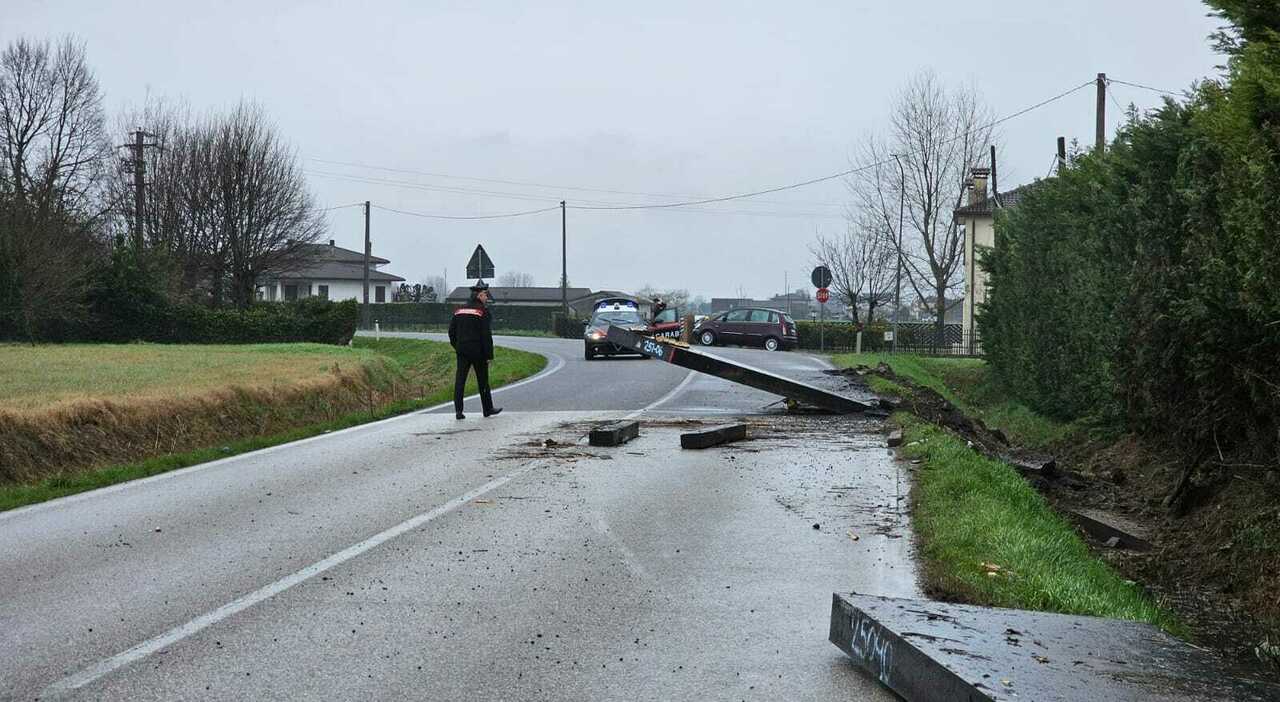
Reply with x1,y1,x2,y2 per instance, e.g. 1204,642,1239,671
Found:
588,420,640,447
680,423,748,450
830,592,1280,701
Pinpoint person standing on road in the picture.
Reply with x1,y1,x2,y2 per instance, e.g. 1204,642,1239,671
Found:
448,281,502,420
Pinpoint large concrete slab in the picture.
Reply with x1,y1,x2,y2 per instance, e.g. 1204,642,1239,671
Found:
605,326,873,414
830,592,1280,701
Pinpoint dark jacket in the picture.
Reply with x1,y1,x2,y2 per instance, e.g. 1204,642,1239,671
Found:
449,300,494,360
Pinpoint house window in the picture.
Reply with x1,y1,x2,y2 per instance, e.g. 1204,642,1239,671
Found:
318,285,329,300
284,284,298,301
375,286,385,303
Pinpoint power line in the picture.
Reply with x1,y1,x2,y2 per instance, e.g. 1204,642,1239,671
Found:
566,79,1097,211
308,157,847,209
318,202,366,212
307,169,845,219
371,203,561,221
1109,78,1182,96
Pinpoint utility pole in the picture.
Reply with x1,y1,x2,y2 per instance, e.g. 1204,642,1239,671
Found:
1057,136,1068,173
892,154,906,353
785,271,790,315
1096,73,1107,153
560,200,567,316
120,129,156,253
363,201,371,329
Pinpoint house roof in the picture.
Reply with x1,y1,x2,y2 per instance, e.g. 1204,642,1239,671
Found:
445,286,593,303
270,260,405,282
953,183,1034,218
298,241,390,265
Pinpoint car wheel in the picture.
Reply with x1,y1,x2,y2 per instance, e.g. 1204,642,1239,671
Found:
699,330,716,346
763,337,780,352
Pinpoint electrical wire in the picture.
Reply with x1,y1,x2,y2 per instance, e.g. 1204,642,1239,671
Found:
318,202,365,212
308,157,847,209
1109,78,1182,96
371,203,560,221
565,79,1096,211
1046,153,1061,179
307,169,845,219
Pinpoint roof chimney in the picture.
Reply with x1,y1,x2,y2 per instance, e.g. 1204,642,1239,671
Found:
969,167,990,206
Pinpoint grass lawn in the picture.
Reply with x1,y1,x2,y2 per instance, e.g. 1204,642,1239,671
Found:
832,354,1179,633
0,338,545,512
0,342,378,411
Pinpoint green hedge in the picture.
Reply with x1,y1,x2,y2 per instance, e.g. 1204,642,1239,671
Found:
980,2,1280,462
364,302,558,332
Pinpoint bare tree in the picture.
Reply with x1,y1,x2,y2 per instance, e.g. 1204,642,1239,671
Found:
210,103,323,309
421,274,447,302
810,213,894,326
497,270,535,287
635,285,690,309
0,36,109,338
848,70,994,339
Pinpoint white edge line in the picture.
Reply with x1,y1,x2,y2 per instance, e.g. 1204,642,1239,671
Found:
625,369,698,419
45,465,535,693
0,349,566,523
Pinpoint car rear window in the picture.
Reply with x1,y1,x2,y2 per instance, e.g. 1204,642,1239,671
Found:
782,314,796,325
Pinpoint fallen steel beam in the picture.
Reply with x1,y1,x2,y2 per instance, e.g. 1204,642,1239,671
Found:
830,592,1280,701
605,326,873,414
680,423,747,449
589,420,640,447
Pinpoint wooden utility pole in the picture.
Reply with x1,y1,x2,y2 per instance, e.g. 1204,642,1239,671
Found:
1057,136,1068,173
122,129,156,252
560,200,567,315
1096,73,1107,153
362,201,371,328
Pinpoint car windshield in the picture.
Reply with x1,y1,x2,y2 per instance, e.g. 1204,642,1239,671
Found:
591,310,642,326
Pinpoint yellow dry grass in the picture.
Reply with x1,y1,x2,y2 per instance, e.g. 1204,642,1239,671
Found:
0,343,374,412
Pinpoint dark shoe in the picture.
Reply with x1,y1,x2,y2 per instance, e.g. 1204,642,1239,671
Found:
484,407,503,418
455,412,466,420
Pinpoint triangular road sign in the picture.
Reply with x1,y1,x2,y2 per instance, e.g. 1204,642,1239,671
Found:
465,244,495,280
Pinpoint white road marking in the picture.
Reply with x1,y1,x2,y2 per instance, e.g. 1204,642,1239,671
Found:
0,349,565,524
626,369,698,418
44,465,536,694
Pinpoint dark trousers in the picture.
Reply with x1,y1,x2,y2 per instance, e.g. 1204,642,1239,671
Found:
454,354,494,415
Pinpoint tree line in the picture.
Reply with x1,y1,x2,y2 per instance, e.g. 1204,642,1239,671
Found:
979,0,1280,488
811,70,992,334
0,36,324,340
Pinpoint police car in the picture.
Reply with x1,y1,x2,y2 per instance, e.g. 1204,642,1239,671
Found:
584,299,651,360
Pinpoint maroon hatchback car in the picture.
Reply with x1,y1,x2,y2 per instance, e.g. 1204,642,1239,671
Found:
693,307,798,351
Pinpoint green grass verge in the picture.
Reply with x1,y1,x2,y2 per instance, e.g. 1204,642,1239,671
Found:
832,353,1078,449
0,338,545,512
900,413,1181,634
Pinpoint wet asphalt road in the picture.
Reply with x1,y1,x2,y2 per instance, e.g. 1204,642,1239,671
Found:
0,336,917,700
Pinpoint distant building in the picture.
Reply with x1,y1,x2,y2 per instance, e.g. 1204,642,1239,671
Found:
258,240,405,303
954,167,1032,338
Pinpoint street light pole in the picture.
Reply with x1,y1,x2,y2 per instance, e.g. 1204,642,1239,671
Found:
892,155,905,353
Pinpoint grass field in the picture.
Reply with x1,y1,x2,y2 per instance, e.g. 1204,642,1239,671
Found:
0,338,545,511
831,354,1179,634
0,343,378,411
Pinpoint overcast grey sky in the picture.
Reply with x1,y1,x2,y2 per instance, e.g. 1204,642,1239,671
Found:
7,0,1223,299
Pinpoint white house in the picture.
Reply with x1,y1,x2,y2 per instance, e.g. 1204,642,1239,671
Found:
954,168,1030,341
258,240,405,303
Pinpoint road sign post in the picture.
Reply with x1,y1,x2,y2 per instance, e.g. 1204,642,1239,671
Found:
466,244,495,281
811,268,832,353
815,286,830,352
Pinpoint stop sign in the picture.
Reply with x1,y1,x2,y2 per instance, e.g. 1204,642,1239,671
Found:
816,287,830,304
